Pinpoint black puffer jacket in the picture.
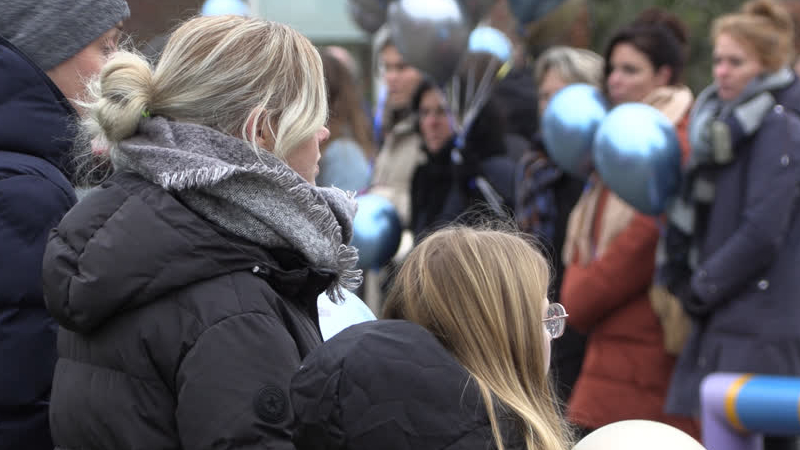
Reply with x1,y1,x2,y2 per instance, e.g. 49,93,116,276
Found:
291,320,525,450
43,172,330,450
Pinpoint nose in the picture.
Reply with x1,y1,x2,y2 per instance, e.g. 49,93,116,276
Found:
421,113,435,130
385,70,399,86
607,70,621,88
714,62,729,81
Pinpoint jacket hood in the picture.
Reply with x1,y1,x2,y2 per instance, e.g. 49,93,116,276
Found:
0,36,77,173
291,320,525,450
43,172,334,334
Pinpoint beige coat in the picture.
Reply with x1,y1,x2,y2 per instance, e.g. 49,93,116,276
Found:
369,114,426,228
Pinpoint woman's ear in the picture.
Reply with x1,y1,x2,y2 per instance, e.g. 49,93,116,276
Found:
245,114,276,151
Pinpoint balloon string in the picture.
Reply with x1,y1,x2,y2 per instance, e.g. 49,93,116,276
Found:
465,63,476,115
475,175,509,219
450,76,461,132
455,57,502,148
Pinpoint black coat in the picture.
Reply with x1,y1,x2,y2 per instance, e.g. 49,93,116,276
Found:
43,172,330,449
291,320,526,450
0,36,77,450
409,139,455,238
666,78,800,416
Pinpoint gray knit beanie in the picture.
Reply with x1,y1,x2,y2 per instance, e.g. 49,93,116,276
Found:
1,0,131,71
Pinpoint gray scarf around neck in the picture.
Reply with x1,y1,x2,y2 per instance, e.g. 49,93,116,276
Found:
112,117,362,300
688,67,794,170
655,67,794,289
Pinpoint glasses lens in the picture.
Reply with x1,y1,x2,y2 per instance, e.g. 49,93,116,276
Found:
545,303,567,339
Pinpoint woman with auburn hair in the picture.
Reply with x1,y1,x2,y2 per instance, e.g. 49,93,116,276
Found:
291,226,573,450
317,48,373,192
42,15,360,449
663,1,800,448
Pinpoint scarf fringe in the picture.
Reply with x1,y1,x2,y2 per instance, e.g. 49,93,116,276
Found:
327,243,363,303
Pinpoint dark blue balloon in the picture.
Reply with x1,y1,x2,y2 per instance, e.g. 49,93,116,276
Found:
508,0,566,25
541,83,607,178
592,103,682,215
351,194,402,270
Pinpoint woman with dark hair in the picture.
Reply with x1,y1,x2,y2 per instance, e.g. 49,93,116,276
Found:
407,78,455,238
317,49,373,192
604,8,690,107
558,8,698,438
408,54,516,240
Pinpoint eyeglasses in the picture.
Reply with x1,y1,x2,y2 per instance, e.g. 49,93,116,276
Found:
542,303,568,340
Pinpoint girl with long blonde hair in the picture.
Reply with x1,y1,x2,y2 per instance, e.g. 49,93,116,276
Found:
291,226,572,450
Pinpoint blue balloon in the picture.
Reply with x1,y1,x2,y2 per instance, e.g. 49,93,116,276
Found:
201,0,249,16
468,26,513,62
351,194,402,270
541,83,607,178
508,0,566,25
592,103,682,215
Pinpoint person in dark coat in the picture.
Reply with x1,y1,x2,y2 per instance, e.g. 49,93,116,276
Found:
408,78,456,238
662,2,800,448
0,2,129,449
517,45,603,406
41,16,361,449
409,67,517,241
292,320,528,450
292,227,573,450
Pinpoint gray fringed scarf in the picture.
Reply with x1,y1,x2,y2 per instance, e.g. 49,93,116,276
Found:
112,117,362,300
656,67,794,291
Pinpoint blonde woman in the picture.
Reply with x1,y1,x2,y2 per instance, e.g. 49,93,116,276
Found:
291,227,572,450
41,16,361,449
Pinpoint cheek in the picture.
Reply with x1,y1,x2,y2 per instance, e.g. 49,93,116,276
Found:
433,117,448,132
74,48,106,80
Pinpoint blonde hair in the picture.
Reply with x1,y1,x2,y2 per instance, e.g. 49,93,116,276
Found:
80,15,326,163
534,46,604,89
712,0,795,71
383,226,572,450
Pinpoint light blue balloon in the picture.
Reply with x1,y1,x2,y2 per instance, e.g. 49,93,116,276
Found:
592,103,682,215
468,26,513,62
201,0,250,16
351,194,402,270
541,83,607,178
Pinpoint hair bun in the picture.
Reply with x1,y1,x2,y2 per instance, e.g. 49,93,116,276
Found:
634,7,690,46
86,51,155,144
742,0,794,33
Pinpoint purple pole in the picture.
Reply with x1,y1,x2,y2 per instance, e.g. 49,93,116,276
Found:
701,373,763,450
